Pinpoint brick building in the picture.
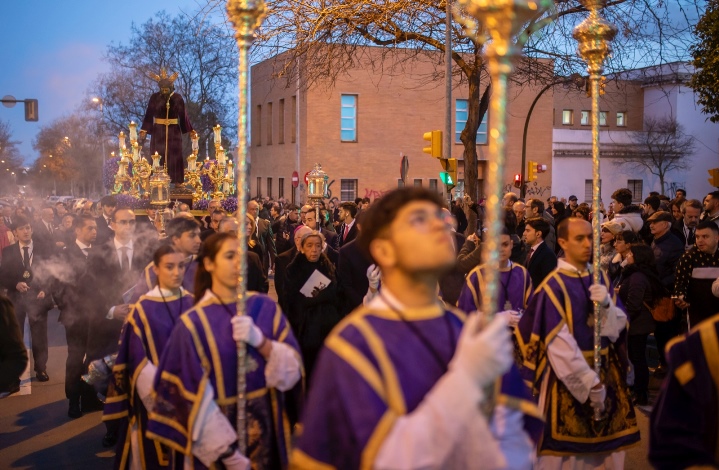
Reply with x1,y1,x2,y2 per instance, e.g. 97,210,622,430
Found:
250,46,554,204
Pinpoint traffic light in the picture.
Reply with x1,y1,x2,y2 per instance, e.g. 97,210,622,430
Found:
423,130,442,158
440,158,457,188
527,160,538,182
709,168,719,187
514,174,522,188
24,99,38,122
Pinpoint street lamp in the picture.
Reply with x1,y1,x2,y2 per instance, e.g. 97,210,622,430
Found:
92,97,106,195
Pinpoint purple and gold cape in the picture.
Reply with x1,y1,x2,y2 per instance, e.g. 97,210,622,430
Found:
515,267,640,456
457,262,533,314
146,292,301,470
649,312,719,469
292,303,543,469
104,290,195,469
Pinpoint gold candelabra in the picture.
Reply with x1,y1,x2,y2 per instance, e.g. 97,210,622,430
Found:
573,0,616,421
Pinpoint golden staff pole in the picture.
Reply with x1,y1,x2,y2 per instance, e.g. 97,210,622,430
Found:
572,0,616,422
227,0,266,455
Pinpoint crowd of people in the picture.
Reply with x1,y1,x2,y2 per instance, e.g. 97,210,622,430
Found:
0,183,717,469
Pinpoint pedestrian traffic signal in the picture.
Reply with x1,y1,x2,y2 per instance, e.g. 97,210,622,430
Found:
527,161,539,182
440,158,457,188
423,130,442,158
709,168,719,187
514,174,522,188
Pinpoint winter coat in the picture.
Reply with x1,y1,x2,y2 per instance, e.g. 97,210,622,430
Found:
617,265,661,335
613,205,644,233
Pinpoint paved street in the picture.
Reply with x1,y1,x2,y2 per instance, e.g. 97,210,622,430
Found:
0,279,654,469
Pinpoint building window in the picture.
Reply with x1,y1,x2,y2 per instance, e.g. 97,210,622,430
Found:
266,102,273,145
278,99,285,144
257,177,262,198
267,177,273,198
278,178,285,198
291,95,297,143
562,110,573,125
340,179,357,201
414,179,423,187
599,111,608,127
584,179,601,203
398,179,405,189
341,95,357,142
628,179,643,202
616,112,626,127
429,179,438,191
256,105,262,146
580,111,590,126
456,99,488,144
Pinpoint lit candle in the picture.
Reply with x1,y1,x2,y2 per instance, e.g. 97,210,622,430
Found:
223,181,230,193
213,124,222,144
119,131,126,150
132,142,140,162
152,152,161,169
187,155,196,172
227,160,234,181
191,131,199,153
217,146,226,165
129,121,137,142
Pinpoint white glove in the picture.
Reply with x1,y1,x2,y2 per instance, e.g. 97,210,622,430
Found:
231,316,264,348
222,450,250,470
589,284,610,308
589,384,606,412
498,310,522,328
450,313,512,388
366,264,381,290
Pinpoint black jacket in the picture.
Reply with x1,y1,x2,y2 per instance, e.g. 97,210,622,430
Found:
56,242,95,324
248,250,269,294
0,296,28,392
0,241,54,310
94,215,113,245
651,231,685,290
336,240,372,317
525,241,557,288
275,247,298,313
337,221,359,249
617,266,658,335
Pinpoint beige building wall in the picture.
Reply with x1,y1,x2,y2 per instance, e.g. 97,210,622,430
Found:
250,47,554,204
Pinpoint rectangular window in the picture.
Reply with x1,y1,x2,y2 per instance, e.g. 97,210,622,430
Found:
256,105,262,146
580,111,590,126
398,179,405,189
278,99,285,144
455,99,488,144
291,96,297,143
256,177,262,198
341,95,357,142
584,179,601,203
599,111,608,127
628,179,643,202
429,179,438,192
278,178,285,198
267,177,273,199
340,179,358,202
616,112,626,127
562,110,573,125
266,102,273,145
414,179,423,187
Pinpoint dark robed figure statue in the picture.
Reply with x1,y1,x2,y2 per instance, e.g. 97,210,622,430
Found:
139,69,194,185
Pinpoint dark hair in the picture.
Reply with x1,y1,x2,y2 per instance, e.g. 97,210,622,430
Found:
529,199,545,214
166,217,200,240
676,188,686,196
625,243,666,300
339,201,358,218
525,217,550,240
194,232,236,302
55,201,66,208
11,216,31,230
552,201,566,215
649,191,660,197
100,195,117,207
697,220,719,235
110,207,134,222
361,198,371,204
644,196,660,211
611,188,633,207
62,213,76,222
629,244,657,271
72,214,95,231
358,187,445,263
708,191,719,201
354,197,363,206
682,199,702,213
153,244,181,267
615,230,640,244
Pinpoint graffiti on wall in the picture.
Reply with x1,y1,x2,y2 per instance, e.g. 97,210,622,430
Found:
502,182,552,198
364,188,392,200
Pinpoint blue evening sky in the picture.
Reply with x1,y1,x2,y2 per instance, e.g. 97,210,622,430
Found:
0,1,203,164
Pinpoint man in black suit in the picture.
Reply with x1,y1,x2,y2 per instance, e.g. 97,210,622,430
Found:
56,214,98,418
248,200,277,272
94,195,116,245
337,238,373,317
33,206,61,253
522,217,557,288
671,199,701,251
0,216,54,382
304,205,338,253
200,209,226,241
337,202,359,249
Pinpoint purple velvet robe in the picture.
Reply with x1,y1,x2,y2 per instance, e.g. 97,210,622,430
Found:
129,259,198,304
292,304,543,469
146,293,301,470
649,312,719,469
457,262,533,314
515,267,640,456
104,290,195,470
141,92,194,184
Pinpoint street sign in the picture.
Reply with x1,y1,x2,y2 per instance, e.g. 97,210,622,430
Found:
304,171,310,186
1,95,16,108
400,154,409,183
292,171,299,188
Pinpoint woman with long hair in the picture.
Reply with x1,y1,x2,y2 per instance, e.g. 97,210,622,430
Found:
285,230,341,381
617,243,664,406
104,245,195,469
147,233,302,469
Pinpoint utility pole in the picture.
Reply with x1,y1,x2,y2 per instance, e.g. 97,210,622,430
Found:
445,0,452,203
